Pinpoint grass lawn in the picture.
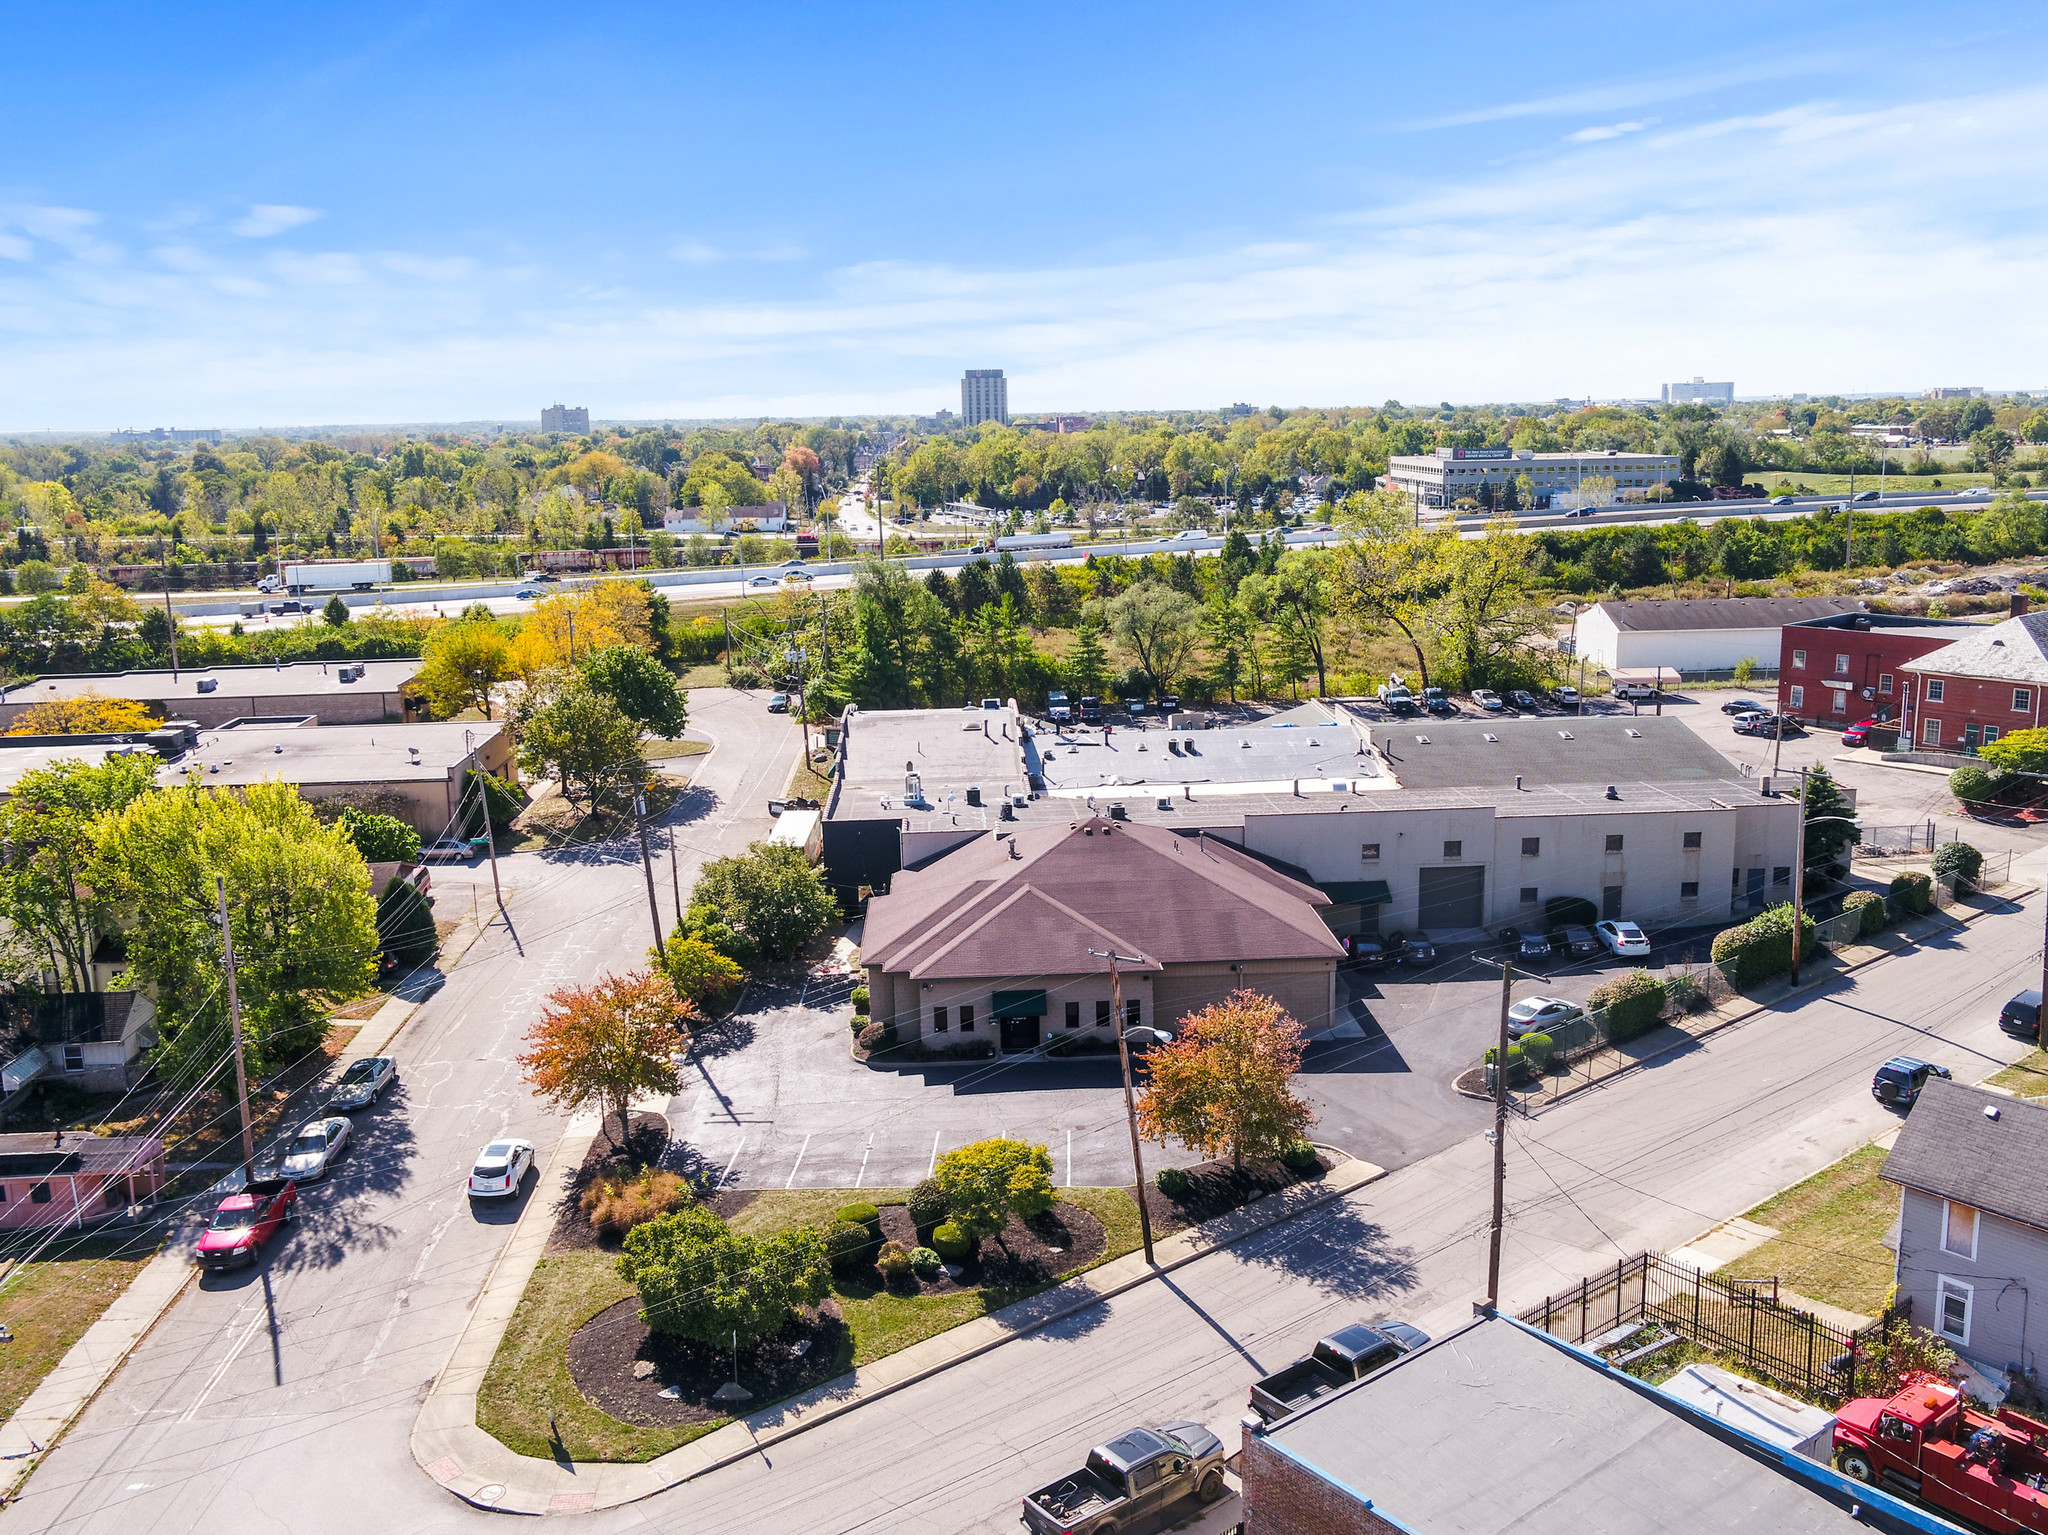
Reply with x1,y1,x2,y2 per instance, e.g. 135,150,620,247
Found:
1986,1048,2048,1099
785,747,834,801
1717,1144,1900,1317
479,1186,1144,1463
0,1231,161,1423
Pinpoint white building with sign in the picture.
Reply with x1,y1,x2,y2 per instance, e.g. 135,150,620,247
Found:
1381,447,1681,511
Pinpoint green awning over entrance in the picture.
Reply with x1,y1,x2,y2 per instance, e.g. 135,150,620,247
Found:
992,989,1048,1017
1320,880,1392,905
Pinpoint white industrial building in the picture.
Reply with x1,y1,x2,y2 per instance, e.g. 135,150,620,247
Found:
1662,378,1734,405
1381,447,1680,511
1572,597,1865,673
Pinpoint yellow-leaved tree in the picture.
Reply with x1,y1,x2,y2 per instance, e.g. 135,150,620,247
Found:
6,692,158,736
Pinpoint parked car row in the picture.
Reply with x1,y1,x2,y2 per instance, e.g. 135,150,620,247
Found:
1341,930,1438,968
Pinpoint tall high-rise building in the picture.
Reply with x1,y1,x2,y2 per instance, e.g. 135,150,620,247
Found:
541,403,591,434
961,370,1009,426
1661,377,1734,405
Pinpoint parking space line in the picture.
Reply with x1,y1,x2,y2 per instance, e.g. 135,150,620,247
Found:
854,1132,873,1189
717,1133,747,1188
784,1133,811,1189
927,1129,941,1177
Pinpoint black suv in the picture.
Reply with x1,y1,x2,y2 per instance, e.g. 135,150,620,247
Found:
1872,1057,1950,1110
2001,990,2042,1039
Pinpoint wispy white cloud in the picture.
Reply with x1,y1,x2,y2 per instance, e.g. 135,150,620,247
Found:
1565,120,1650,143
1406,53,1847,130
230,204,322,238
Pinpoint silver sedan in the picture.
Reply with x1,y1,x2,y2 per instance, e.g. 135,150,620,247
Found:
278,1117,351,1182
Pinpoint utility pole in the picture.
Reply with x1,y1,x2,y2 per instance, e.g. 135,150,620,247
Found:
216,876,255,1178
632,789,665,950
1485,957,1513,1310
1090,946,1154,1265
667,818,683,925
158,541,181,680
465,731,504,918
1789,766,1811,986
566,612,576,665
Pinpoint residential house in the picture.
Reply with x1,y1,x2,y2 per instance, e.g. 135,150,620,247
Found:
1573,597,1865,673
1882,1078,2048,1381
1900,603,2048,754
861,815,1343,1051
0,1132,165,1230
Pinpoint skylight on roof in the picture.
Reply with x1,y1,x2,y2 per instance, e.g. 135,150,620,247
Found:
1558,730,1574,740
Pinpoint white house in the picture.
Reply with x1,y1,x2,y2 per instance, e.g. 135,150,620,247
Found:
662,500,790,536
1572,597,1865,673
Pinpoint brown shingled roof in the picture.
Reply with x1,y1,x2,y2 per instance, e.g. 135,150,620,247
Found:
861,816,1343,980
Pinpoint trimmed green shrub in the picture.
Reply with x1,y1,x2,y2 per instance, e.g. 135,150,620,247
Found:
850,1015,866,1037
1890,870,1933,915
1843,889,1887,937
907,1178,950,1229
1156,1165,1193,1196
1544,895,1598,929
1949,765,1999,803
1932,840,1985,888
1280,1139,1320,1170
930,1221,973,1262
1483,1043,1528,1084
1587,969,1666,1040
1710,904,1818,988
1518,1032,1555,1072
825,1220,871,1270
875,1240,913,1279
909,1246,942,1278
340,808,421,864
851,985,870,1015
835,1202,881,1239
1664,973,1707,1014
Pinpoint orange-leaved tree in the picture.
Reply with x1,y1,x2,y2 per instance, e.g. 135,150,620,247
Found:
1135,989,1313,1167
518,969,695,1151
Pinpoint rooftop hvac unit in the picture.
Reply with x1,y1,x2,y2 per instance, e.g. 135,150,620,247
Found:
196,678,218,693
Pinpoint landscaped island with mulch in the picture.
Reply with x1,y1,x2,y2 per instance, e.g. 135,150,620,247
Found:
475,1121,1329,1464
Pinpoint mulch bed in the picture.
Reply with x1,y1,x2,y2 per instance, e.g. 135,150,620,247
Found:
1127,1152,1331,1240
545,1111,673,1256
567,1298,851,1426
832,1201,1107,1296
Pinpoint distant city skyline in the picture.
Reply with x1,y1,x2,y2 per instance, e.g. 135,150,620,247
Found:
3,2,2047,428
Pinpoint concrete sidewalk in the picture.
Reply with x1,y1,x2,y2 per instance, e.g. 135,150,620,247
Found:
0,911,491,1501
409,1149,1386,1515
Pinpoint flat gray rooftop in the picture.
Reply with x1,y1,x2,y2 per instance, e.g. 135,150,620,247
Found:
832,704,1031,817
1370,714,1738,790
3,660,420,703
1263,1315,1870,1534
1036,716,1379,795
173,721,499,786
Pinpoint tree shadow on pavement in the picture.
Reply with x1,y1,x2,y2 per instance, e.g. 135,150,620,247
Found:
266,1086,422,1273
1225,1201,1420,1304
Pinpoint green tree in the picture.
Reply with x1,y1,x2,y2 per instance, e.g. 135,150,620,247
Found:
1271,549,1336,697
1065,617,1110,696
322,594,351,627
516,676,645,808
1979,728,2048,776
375,875,436,972
583,643,689,738
933,1137,1056,1248
338,808,421,864
1135,989,1314,1166
617,1205,830,1346
1803,764,1861,866
89,782,379,1078
0,755,160,992
683,843,839,964
650,933,745,1008
1972,426,2016,475
1100,581,1202,696
417,620,511,720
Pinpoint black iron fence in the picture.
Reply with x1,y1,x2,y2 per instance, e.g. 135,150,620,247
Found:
1521,1251,1912,1405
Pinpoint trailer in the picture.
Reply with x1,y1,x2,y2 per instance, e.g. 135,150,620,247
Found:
994,532,1073,552
280,559,391,594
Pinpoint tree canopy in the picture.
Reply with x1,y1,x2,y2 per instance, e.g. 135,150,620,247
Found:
682,843,840,965
616,1204,830,1346
518,968,691,1151
932,1137,1056,1246
1136,990,1314,1166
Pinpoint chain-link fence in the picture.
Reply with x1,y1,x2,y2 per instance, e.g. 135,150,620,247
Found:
1486,963,1737,1101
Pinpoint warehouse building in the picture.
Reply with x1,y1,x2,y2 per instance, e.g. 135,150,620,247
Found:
1573,597,1865,673
1382,446,1680,511
0,661,423,730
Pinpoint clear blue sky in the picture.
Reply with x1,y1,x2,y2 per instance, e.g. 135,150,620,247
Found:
4,1,2045,427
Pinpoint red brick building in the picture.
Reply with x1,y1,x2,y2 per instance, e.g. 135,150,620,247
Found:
1775,611,1977,731
1902,604,2048,754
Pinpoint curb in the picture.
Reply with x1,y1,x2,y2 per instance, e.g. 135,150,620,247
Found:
409,1155,1386,1514
1456,889,2033,1114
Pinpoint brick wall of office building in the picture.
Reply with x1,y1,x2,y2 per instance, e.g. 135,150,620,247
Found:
1776,620,1966,727
1902,670,2047,752
1240,1435,1404,1535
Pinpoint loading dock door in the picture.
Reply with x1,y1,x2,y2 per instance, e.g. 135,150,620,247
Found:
1417,865,1487,931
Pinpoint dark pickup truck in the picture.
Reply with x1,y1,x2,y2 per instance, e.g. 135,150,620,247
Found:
1248,1321,1431,1423
1021,1423,1227,1535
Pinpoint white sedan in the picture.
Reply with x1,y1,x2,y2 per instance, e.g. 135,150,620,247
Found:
278,1117,351,1182
467,1139,535,1198
1507,996,1582,1039
1596,920,1652,957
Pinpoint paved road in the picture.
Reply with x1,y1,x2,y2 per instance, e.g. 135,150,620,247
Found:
578,877,2044,1535
1,689,797,1535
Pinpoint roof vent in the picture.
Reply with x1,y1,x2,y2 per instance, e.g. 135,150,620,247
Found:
273,744,284,754
1483,733,1499,743
1986,1104,2003,1121
1558,730,1574,740
1605,785,1619,800
1625,728,1642,738
1414,735,1430,745
1156,796,1171,810
1993,639,2006,647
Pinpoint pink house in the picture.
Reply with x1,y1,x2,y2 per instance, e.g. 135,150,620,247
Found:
0,1133,165,1230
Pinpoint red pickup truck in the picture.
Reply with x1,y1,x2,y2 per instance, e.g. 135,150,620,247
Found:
195,1177,297,1271
1835,1371,2048,1532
